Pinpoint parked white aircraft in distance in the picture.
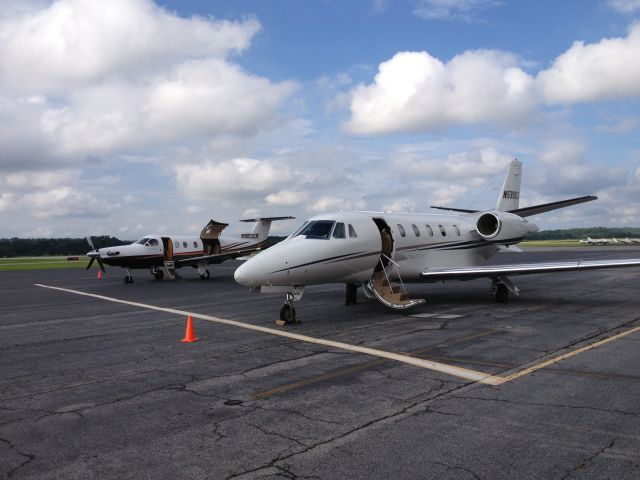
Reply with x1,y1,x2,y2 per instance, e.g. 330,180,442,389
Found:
235,159,640,324
579,237,619,245
87,216,293,283
614,237,640,245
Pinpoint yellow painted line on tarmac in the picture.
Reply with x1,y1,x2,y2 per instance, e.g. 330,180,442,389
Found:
253,330,500,399
35,284,504,385
494,325,640,385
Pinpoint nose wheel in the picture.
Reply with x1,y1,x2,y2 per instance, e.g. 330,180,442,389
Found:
277,292,300,325
279,304,297,323
124,268,134,284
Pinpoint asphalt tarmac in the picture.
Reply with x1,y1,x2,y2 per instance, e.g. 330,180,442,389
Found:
1,248,639,479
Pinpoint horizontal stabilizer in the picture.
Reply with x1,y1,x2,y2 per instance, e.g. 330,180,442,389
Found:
421,258,640,282
431,195,597,218
508,195,597,217
239,216,295,223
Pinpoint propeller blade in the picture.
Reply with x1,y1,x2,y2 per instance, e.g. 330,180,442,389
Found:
87,257,95,270
97,258,106,273
86,236,95,251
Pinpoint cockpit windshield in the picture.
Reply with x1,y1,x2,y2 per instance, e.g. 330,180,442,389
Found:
295,220,336,239
135,237,158,247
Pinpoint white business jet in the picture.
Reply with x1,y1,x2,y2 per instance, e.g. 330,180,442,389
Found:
234,160,640,324
579,237,618,246
87,217,293,283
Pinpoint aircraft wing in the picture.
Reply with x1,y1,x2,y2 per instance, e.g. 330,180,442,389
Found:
175,247,262,267
420,258,640,281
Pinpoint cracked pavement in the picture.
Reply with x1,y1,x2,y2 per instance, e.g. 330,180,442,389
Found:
1,249,640,479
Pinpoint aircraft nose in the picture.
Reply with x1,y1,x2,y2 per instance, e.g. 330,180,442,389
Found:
234,257,264,286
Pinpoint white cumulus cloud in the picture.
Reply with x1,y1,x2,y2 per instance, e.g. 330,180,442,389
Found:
176,158,293,200
0,0,260,93
608,0,640,13
0,0,294,167
413,0,502,22
537,23,640,104
346,50,535,135
265,190,309,206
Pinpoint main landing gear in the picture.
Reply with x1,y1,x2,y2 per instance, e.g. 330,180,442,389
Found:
345,283,359,305
152,267,164,280
491,276,519,303
124,269,134,284
196,264,210,280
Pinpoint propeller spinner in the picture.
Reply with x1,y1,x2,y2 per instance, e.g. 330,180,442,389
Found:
86,236,106,273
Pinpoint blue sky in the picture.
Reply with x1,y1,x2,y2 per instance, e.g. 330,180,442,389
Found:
1,0,640,238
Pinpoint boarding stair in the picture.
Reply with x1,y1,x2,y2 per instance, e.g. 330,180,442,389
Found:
163,260,177,279
367,255,425,309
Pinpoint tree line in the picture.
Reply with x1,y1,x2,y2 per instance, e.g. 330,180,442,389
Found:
528,227,640,240
0,235,288,257
2,228,639,257
0,236,128,257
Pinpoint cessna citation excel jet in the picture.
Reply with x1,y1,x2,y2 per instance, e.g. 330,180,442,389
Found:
87,217,292,283
234,160,640,324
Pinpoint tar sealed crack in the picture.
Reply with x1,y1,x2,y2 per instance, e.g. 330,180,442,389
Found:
560,439,617,479
1,436,36,478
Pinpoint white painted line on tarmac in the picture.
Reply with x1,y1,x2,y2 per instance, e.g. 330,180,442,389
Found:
35,283,504,386
494,325,640,385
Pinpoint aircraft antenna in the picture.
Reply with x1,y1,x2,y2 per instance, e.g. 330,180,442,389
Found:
465,162,510,210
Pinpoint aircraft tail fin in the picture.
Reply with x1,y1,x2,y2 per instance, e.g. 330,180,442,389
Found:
496,159,522,211
239,216,295,243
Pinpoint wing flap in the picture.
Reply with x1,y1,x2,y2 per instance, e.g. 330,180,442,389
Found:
421,258,640,281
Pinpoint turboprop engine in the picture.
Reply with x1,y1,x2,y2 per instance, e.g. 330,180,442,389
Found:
475,211,538,244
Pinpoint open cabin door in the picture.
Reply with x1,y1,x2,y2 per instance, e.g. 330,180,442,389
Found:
200,219,228,254
367,217,424,310
372,218,393,269
161,237,173,261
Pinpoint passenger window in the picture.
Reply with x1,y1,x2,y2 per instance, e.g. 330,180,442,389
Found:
412,224,420,237
183,242,188,248
453,225,461,236
174,241,179,249
348,224,358,238
438,225,446,236
425,225,434,237
193,241,198,248
333,222,346,239
397,224,406,237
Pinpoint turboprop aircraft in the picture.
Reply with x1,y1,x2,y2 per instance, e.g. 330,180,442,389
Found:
234,159,640,324
87,216,293,283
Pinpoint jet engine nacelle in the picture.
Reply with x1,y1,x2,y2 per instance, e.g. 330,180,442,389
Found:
475,211,538,243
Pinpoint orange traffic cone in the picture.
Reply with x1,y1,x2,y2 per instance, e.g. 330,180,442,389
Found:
97,270,102,279
181,316,198,343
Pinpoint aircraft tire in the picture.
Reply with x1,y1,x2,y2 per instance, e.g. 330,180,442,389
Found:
200,270,210,280
279,304,296,323
124,275,134,284
495,284,508,303
154,270,164,280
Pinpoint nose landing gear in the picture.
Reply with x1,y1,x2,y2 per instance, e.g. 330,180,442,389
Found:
275,288,304,325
